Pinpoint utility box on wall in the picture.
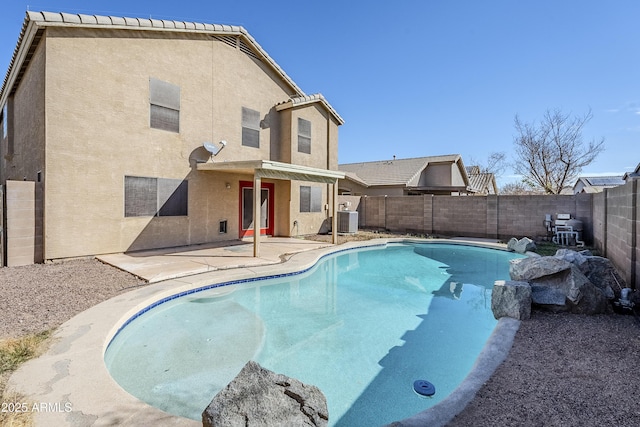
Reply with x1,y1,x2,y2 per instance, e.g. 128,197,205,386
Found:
337,210,358,234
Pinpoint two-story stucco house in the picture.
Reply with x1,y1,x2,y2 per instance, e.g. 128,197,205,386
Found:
0,11,344,265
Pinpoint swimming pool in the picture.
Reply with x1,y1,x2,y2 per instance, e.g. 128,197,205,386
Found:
104,242,523,426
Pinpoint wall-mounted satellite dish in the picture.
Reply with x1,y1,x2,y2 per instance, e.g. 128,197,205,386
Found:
203,140,227,159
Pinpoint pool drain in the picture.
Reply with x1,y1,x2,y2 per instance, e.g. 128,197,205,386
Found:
413,380,435,397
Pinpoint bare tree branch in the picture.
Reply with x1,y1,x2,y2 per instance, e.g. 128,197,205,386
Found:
512,108,605,194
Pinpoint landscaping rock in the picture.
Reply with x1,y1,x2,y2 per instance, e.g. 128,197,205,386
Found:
530,284,567,306
580,256,624,299
202,361,328,427
491,280,532,320
507,237,537,254
509,256,573,282
553,249,623,299
553,248,589,266
509,255,610,314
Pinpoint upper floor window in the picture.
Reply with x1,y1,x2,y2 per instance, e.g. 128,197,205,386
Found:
242,107,260,148
298,118,311,154
300,185,322,212
125,175,188,217
149,78,180,133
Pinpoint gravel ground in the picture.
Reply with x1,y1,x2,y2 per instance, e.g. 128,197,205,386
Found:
0,259,145,339
2,258,640,426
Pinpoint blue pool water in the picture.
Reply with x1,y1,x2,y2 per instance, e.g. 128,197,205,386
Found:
104,242,524,426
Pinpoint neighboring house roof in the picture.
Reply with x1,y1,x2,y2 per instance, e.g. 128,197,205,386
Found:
0,11,344,125
339,154,469,188
466,170,498,195
572,176,625,194
341,171,369,188
466,165,481,175
623,163,640,181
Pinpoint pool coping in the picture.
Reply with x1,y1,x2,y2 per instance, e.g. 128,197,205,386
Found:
8,238,520,426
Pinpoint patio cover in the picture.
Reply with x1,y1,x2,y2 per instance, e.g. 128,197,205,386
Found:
197,160,345,256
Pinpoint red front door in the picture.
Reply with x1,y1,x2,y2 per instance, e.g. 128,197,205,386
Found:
239,181,275,238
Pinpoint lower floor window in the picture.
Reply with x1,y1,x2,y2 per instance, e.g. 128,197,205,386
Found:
125,176,188,217
300,186,322,212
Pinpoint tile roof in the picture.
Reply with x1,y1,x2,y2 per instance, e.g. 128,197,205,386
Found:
339,155,461,187
465,166,498,194
467,172,497,194
581,176,625,187
275,94,344,125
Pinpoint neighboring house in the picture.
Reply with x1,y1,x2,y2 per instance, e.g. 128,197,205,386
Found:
572,176,625,194
0,11,344,265
338,155,471,196
623,163,640,182
465,166,498,195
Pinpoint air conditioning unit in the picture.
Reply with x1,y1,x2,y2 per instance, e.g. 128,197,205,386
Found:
337,211,358,234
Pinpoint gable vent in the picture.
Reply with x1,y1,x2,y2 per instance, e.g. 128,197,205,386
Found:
212,35,238,49
239,39,261,61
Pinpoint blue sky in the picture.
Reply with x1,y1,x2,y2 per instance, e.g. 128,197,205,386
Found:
1,1,639,186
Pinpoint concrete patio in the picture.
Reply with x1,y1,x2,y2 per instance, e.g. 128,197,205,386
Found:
97,237,333,283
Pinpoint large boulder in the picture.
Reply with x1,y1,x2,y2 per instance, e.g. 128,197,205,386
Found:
553,248,589,266
202,361,328,427
530,284,566,307
509,256,573,281
509,255,609,314
554,249,623,299
579,256,623,299
491,280,532,320
507,237,537,254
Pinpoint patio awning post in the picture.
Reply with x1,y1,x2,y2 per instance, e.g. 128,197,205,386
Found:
332,179,338,244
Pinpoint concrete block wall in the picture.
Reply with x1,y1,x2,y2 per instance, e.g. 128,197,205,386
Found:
596,180,638,288
386,196,426,233
496,195,592,242
432,195,488,237
358,194,592,242
636,182,639,288
592,192,606,251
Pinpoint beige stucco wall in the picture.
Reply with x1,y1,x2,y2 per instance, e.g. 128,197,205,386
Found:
289,181,332,235
420,164,451,186
28,27,337,259
281,104,339,235
2,38,46,184
451,163,466,186
1,38,46,263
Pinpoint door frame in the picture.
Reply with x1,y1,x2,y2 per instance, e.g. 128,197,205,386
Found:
239,180,275,238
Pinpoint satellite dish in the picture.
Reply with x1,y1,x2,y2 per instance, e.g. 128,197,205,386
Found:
203,140,227,158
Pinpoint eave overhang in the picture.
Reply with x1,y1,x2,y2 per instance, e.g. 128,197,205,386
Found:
197,160,345,184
